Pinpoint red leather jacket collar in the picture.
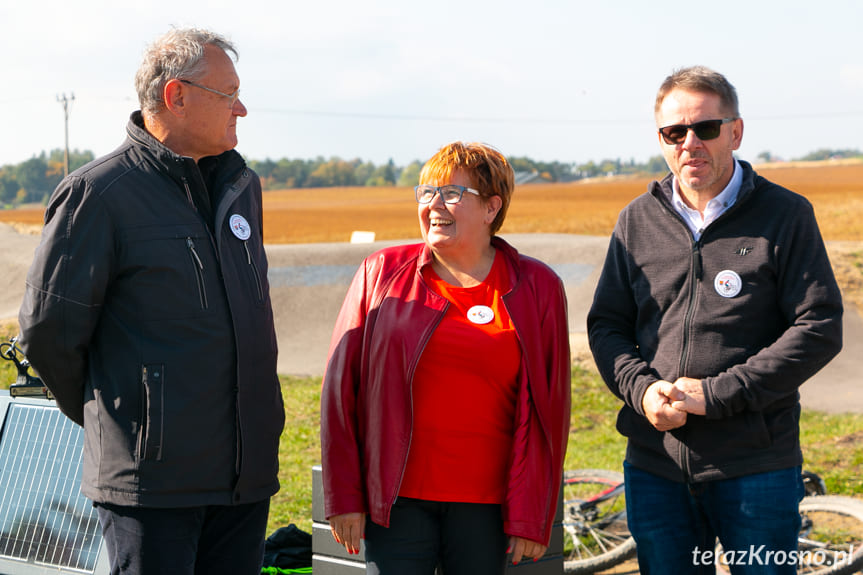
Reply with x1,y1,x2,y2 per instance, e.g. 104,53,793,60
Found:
320,237,571,544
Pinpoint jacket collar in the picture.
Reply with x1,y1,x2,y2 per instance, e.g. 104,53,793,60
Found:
125,111,245,185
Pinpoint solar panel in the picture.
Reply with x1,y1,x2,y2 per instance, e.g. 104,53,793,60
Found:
0,392,109,575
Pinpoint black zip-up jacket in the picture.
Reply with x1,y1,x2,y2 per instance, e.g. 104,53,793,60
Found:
18,112,285,507
587,161,843,482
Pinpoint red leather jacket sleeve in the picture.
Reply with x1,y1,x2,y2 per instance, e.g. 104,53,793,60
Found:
502,254,571,544
320,253,372,519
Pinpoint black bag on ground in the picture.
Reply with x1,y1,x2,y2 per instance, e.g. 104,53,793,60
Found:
262,524,312,569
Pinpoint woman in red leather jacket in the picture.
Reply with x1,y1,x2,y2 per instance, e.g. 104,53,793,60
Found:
320,141,571,575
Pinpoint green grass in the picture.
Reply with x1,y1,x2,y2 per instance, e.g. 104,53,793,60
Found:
564,366,627,473
800,409,863,493
269,375,322,533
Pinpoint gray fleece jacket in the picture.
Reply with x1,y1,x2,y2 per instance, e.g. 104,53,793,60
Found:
587,161,843,482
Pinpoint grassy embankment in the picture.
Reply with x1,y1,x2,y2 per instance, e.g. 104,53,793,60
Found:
1,161,861,535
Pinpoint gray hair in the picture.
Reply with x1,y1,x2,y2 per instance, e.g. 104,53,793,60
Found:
655,65,740,119
135,28,238,115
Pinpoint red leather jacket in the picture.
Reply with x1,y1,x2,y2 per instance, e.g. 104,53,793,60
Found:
320,237,571,545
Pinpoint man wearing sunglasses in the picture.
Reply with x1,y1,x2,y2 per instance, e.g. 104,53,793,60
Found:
18,28,284,575
588,66,843,574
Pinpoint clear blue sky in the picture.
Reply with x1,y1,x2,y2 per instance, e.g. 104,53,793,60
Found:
3,0,862,168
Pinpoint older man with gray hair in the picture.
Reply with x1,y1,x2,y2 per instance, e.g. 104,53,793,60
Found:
18,27,284,575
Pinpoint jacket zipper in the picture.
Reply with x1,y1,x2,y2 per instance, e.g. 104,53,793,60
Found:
389,295,448,509
678,240,703,375
182,172,225,268
243,241,265,303
181,177,197,211
652,178,748,482
139,364,165,461
677,239,702,481
187,238,208,309
138,365,149,459
651,188,703,482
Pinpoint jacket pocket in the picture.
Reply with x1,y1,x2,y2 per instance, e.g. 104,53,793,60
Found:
138,363,165,461
118,224,215,319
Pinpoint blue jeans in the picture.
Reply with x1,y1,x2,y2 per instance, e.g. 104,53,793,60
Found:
624,463,804,575
364,497,508,575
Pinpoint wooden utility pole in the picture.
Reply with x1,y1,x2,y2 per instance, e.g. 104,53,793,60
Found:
57,93,75,177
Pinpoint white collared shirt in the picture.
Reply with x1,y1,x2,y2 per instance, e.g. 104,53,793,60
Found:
672,159,743,241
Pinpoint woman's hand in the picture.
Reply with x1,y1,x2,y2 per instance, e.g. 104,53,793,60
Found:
508,535,548,564
329,512,366,555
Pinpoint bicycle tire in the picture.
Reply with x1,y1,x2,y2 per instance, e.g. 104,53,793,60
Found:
715,495,863,575
795,495,863,575
561,469,636,575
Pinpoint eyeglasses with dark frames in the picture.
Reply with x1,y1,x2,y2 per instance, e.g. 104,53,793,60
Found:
415,184,480,205
658,117,737,145
179,79,241,106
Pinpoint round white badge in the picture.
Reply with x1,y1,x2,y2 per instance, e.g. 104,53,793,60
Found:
467,305,494,325
714,270,743,298
229,214,251,241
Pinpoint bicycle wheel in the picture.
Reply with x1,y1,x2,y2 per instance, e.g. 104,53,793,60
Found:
715,495,863,575
796,495,863,575
562,469,636,575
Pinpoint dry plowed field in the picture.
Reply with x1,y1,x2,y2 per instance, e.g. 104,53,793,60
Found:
258,161,863,244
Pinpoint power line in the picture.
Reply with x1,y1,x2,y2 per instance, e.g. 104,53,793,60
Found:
252,107,863,124
254,107,649,125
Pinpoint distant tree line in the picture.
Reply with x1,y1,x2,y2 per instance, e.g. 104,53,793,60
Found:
248,157,420,189
3,148,860,207
0,149,94,206
795,148,863,162
247,155,672,191
755,148,863,164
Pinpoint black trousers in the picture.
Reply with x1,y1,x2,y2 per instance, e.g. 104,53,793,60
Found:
364,497,508,575
95,499,270,575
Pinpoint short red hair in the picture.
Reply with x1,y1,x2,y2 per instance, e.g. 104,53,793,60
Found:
419,141,514,235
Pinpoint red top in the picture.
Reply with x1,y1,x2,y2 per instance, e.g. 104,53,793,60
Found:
398,250,522,503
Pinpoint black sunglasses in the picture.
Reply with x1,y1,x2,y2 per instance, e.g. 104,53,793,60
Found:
658,117,737,145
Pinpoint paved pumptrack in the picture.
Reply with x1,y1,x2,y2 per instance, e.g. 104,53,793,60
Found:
2,224,860,414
